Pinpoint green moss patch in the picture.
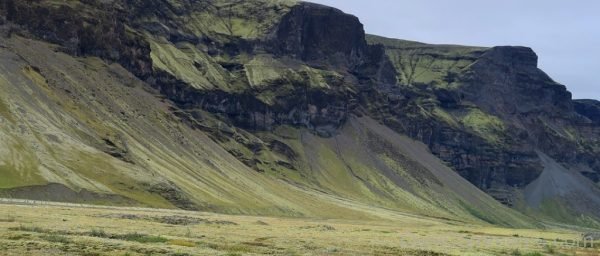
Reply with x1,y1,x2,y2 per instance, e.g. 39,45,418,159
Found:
367,34,486,87
0,97,14,123
460,108,506,144
432,107,459,127
184,0,297,39
148,38,230,91
0,141,46,189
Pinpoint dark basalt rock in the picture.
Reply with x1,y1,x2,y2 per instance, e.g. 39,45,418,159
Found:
479,46,539,69
268,2,397,83
270,2,368,68
179,88,352,137
574,99,600,124
462,46,573,116
147,182,199,211
460,47,579,183
2,0,153,77
457,46,597,169
365,82,544,196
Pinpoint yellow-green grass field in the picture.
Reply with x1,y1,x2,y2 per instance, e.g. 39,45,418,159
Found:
0,200,598,256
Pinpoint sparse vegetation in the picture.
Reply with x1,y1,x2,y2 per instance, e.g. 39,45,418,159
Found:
40,234,71,244
116,233,168,244
0,203,595,255
509,250,545,256
87,229,168,244
168,239,198,247
7,234,30,240
88,229,108,238
8,225,53,234
0,216,15,222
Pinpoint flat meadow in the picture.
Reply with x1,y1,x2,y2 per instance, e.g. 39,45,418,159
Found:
0,200,598,255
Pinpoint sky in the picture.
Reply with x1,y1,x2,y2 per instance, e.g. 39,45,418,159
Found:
306,0,600,100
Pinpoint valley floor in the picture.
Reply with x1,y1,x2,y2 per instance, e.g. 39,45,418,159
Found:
0,200,598,255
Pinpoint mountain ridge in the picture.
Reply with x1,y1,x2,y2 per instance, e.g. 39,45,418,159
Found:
1,0,599,228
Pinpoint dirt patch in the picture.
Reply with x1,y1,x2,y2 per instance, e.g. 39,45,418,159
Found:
97,213,141,220
254,220,269,226
299,225,336,231
101,138,134,164
98,214,238,226
155,215,237,226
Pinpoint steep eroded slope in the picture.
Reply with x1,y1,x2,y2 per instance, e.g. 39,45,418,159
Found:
1,0,598,227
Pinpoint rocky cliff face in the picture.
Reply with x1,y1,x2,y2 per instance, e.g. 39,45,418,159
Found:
574,99,600,124
368,35,600,222
1,0,599,226
2,0,395,137
1,0,153,76
461,45,599,180
362,38,544,203
270,2,368,67
462,46,573,116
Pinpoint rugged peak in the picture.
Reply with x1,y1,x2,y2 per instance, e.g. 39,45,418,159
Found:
480,46,538,69
463,45,572,116
270,2,368,67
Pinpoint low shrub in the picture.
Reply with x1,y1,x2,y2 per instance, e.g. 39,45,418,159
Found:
117,233,168,243
40,234,71,244
168,239,197,247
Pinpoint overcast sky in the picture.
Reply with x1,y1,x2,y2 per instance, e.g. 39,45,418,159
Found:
306,0,599,100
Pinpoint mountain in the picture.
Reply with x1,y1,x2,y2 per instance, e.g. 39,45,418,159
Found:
366,35,600,226
0,0,598,228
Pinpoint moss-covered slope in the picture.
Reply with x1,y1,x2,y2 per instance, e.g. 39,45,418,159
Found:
0,35,535,225
1,0,598,228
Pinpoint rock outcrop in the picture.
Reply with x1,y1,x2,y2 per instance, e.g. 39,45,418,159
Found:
462,46,573,116
574,99,600,124
270,2,368,67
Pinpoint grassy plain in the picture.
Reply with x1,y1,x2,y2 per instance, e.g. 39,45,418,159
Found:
0,201,598,256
